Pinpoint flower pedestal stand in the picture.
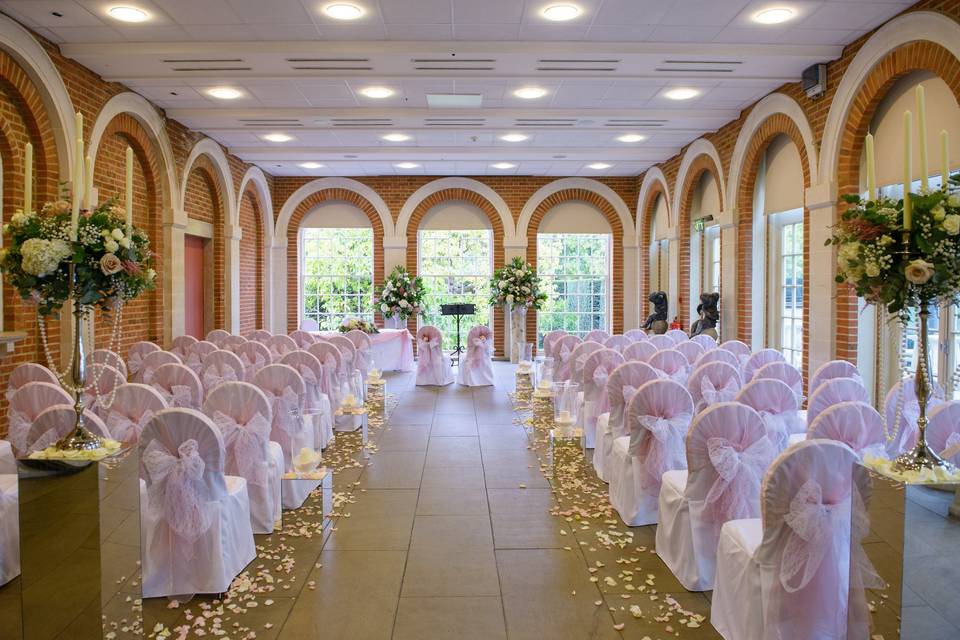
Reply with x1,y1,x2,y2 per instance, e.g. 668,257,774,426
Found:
509,305,527,364
384,315,404,330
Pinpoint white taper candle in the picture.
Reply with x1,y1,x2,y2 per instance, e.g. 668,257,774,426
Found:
942,129,950,189
23,142,32,213
865,133,876,201
125,146,133,232
903,110,913,230
916,85,928,190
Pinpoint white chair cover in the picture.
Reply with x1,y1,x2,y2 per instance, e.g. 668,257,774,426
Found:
657,402,773,591
622,340,657,363
150,363,204,410
927,401,960,465
624,329,647,342
288,330,315,349
688,361,742,413
0,471,18,586
737,379,804,452
754,361,804,405
542,330,567,358
328,335,358,376
584,329,610,343
137,350,181,384
593,361,661,482
808,401,886,459
0,440,13,474
742,348,786,383
279,350,334,449
458,325,495,387
569,341,604,386
127,341,161,379
719,339,751,370
106,383,168,444
308,341,343,407
221,335,247,351
6,363,58,402
267,334,298,361
608,379,693,526
25,406,110,453
694,347,741,370
345,329,374,378
87,349,128,379
674,340,705,365
603,335,631,353
646,334,675,351
808,377,870,430
416,325,453,386
247,329,272,343
666,329,688,344
234,341,272,382
553,334,582,381
809,360,862,398
81,363,126,419
198,350,246,395
203,382,282,533
648,348,691,385
170,335,198,360
690,334,717,351
184,340,219,374
883,376,944,458
139,408,256,598
8,382,73,455
581,348,625,448
711,440,879,640
205,329,231,347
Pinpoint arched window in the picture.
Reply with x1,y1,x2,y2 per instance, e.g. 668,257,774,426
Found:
689,171,722,319
649,193,670,296
417,201,493,349
299,201,374,330
536,201,612,344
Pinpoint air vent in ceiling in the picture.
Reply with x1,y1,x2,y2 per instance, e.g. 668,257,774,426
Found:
239,118,304,128
286,57,373,70
423,118,486,126
329,118,393,128
537,58,620,72
657,60,742,73
412,58,496,71
514,118,577,127
162,58,243,63
172,67,252,72
603,119,668,128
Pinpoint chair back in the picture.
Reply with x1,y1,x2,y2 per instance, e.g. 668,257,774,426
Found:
674,340,705,365
106,383,168,444
736,378,803,452
205,329,231,347
694,347,740,370
463,325,494,366
307,342,343,398
82,363,126,416
809,377,871,429
742,348,786,383
138,350,181,384
7,363,58,401
198,350,246,394
346,330,374,374
688,361,741,413
87,349,128,379
582,348,625,413
624,329,647,342
754,361,804,404
127,341,161,378
221,334,247,351
150,363,204,410
570,341,605,385
185,340,219,373
603,335,630,353
719,339,751,369
170,335,198,359
606,361,661,438
622,340,657,363
203,382,273,487
328,335,357,373
289,330,316,349
648,348,690,384
690,334,717,351
756,440,873,640
646,334,675,351
809,360,861,398
279,350,326,412
553,334,582,381
882,376,944,458
8,381,74,454
542,330,567,357
234,341,272,381
927,400,960,465
625,379,694,497
252,364,306,463
247,329,272,343
266,334,297,361
584,329,610,344
666,328,688,345
25,406,109,454
808,401,885,458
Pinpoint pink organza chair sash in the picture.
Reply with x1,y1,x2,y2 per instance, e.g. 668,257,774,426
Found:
927,402,960,464
127,341,161,376
701,376,739,406
648,349,690,384
626,379,694,496
808,401,886,458
238,349,269,379
6,363,59,401
201,362,240,392
464,332,493,368
623,340,657,363
780,480,850,593
737,378,803,451
27,407,109,453
606,362,660,437
742,348,786,383
107,410,153,443
210,410,271,487
543,330,567,358
139,351,181,384
261,386,300,435
624,329,647,342
703,435,774,523
142,438,212,544
8,381,74,455
809,360,862,397
754,361,805,404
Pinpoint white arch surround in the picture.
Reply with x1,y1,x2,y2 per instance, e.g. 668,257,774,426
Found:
238,166,275,330
397,177,514,242
517,177,635,244
820,11,960,187
636,168,673,241
671,139,726,228
180,138,237,223
0,13,75,178
275,177,395,241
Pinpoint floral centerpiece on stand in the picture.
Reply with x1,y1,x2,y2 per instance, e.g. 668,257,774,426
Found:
489,257,548,363
339,318,379,334
376,265,425,328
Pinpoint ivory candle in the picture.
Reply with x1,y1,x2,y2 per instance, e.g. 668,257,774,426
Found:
83,154,93,210
865,133,876,201
125,146,133,231
71,138,83,240
942,130,950,189
903,110,913,230
23,142,32,213
916,85,929,190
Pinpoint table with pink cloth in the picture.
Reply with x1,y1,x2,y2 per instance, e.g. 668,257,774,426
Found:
315,329,414,372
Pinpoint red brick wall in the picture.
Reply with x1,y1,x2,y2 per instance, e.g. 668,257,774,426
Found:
238,183,264,335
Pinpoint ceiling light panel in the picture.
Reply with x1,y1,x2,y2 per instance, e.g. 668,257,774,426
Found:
107,6,150,23
541,4,581,22
323,3,365,20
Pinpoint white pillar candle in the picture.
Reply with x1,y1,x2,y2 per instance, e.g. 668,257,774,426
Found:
903,110,913,230
125,146,133,231
942,129,950,189
83,154,93,211
916,85,928,190
865,132,876,201
23,142,32,213
71,139,83,240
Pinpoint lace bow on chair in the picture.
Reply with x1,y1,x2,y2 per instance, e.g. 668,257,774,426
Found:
142,439,212,545
296,365,319,387
128,351,146,375
631,412,690,495
620,385,638,405
264,387,300,434
107,410,154,443
203,365,239,391
464,337,491,368
759,410,792,451
702,436,774,522
212,411,272,486
184,352,203,373
240,352,266,372
154,384,194,408
8,409,31,454
593,366,611,389
701,377,739,405
780,480,849,593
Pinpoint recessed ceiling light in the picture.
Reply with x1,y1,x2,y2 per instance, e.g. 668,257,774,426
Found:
381,133,411,142
107,6,149,22
500,133,529,142
542,4,581,21
664,87,700,101
588,163,611,170
491,162,516,169
262,133,293,143
616,134,646,143
395,162,419,169
206,86,242,100
513,86,548,100
324,3,364,20
753,7,795,24
359,86,394,99
299,162,324,169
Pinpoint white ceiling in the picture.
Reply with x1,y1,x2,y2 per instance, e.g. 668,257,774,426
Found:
3,0,914,176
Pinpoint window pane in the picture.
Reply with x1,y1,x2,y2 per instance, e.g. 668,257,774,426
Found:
300,227,374,331
537,233,610,346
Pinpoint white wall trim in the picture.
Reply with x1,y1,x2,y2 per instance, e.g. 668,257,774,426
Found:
396,177,515,242
185,218,214,238
636,168,672,243
670,138,727,229
516,177,635,243
275,177,395,240
180,138,237,222
0,13,75,179
237,166,276,330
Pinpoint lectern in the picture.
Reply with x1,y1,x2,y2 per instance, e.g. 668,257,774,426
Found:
440,303,475,366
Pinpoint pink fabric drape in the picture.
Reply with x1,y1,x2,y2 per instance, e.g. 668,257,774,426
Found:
626,379,694,496
107,383,168,443
737,379,803,452
809,360,862,398
623,340,657,363
688,361,742,412
808,401,886,459
6,363,58,402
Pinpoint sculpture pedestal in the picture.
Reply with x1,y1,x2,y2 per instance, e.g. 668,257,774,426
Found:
508,306,527,363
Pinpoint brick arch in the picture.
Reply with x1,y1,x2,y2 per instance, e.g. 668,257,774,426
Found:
183,155,226,329
285,188,386,332
92,113,164,355
639,182,670,306
735,114,812,378
405,188,506,356
239,183,264,334
523,188,626,340
834,40,960,363
676,155,723,324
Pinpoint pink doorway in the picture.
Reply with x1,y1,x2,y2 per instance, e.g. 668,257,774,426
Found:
184,235,206,338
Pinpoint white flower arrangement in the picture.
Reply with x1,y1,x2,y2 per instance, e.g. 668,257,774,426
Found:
489,256,547,309
376,265,425,321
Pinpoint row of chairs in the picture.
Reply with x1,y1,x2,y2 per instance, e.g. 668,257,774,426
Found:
415,325,494,387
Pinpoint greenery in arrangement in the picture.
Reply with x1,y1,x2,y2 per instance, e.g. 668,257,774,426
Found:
488,256,548,309
829,173,960,314
339,318,379,334
0,197,156,316
376,265,426,321
535,234,608,343
301,227,374,330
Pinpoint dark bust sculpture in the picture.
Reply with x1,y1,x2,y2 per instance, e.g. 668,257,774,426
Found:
642,291,669,335
690,292,720,339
